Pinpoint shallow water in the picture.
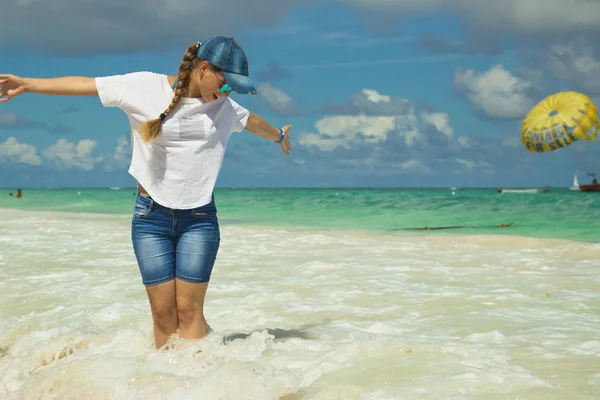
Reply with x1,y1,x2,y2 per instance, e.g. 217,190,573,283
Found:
2,187,600,243
1,209,599,399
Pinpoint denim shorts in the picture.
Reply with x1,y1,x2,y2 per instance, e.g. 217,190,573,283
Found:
131,194,220,286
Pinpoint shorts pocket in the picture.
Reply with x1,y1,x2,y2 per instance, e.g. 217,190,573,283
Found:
134,196,153,218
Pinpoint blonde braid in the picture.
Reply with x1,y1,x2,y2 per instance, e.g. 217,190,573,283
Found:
138,43,202,142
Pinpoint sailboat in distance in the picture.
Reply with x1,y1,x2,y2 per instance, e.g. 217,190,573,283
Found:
570,172,580,191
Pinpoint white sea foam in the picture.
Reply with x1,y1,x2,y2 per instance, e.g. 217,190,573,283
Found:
1,209,600,399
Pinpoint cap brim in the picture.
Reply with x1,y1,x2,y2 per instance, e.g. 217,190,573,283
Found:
222,71,256,95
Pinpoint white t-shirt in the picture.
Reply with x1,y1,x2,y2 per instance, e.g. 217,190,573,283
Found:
95,71,250,209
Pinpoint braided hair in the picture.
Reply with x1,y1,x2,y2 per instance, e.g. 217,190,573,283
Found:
138,43,202,142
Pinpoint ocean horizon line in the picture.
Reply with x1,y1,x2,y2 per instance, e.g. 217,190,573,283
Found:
0,186,574,190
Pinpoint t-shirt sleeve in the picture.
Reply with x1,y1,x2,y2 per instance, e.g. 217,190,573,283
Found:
95,71,162,112
227,98,251,133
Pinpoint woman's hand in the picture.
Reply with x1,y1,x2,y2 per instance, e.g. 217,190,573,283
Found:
245,114,293,156
0,74,26,102
279,125,292,156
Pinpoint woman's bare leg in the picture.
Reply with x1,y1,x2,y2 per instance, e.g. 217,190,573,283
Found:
145,280,178,348
175,279,210,339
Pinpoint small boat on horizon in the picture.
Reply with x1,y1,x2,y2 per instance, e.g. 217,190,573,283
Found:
497,186,551,194
571,171,600,192
579,172,600,192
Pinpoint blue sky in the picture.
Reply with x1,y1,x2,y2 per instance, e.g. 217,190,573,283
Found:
2,0,600,188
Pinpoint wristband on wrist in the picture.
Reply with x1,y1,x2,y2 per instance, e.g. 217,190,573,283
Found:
275,128,284,143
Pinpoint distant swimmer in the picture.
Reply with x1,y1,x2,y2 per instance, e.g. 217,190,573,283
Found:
15,189,22,198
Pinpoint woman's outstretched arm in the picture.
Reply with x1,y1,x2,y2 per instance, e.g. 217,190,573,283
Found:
0,74,98,102
245,113,292,156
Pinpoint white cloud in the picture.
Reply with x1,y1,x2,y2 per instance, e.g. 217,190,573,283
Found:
299,132,345,152
114,136,131,167
295,87,505,180
4,0,600,55
395,116,422,146
421,111,453,138
393,159,432,173
343,0,600,36
455,158,493,171
0,137,41,166
257,83,298,116
2,0,301,54
43,138,99,170
300,115,401,151
300,89,460,151
544,39,600,93
343,0,443,13
0,136,129,171
458,0,600,36
454,65,534,118
362,89,391,103
456,158,476,169
316,115,396,142
102,136,131,172
457,137,471,148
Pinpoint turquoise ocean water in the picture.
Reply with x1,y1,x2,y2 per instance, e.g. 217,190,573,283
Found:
1,187,598,243
3,188,600,398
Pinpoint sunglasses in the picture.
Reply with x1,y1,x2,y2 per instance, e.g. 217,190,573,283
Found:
209,65,232,94
219,84,232,94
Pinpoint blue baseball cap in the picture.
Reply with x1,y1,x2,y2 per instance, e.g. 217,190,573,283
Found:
197,36,256,95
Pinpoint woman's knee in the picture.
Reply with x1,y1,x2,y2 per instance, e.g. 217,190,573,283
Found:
152,303,178,323
175,280,208,325
176,298,202,324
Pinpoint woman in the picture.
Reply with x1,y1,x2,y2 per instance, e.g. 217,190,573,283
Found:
0,36,292,349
